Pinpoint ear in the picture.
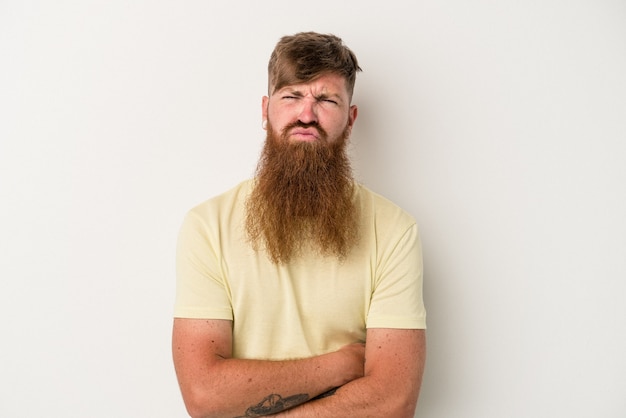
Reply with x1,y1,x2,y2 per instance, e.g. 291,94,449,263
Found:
261,96,269,129
348,104,358,129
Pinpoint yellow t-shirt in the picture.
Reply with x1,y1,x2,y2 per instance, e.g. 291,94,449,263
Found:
174,180,426,360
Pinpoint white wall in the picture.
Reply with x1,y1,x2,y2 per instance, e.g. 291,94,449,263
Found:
1,1,625,417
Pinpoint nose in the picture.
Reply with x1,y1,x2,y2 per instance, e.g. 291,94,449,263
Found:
297,99,318,124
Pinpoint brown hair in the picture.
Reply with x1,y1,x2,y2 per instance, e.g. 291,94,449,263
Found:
267,32,362,99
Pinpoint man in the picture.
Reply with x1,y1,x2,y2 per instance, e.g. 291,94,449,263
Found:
172,32,426,418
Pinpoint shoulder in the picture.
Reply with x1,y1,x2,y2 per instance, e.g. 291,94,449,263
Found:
178,180,253,240
187,179,253,219
354,183,417,230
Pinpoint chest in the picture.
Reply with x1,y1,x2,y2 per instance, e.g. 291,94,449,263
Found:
223,249,375,358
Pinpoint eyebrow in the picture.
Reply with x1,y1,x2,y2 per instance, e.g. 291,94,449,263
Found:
279,88,343,103
282,89,305,97
316,93,341,101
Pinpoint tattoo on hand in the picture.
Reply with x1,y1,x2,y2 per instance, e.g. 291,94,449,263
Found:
236,393,309,417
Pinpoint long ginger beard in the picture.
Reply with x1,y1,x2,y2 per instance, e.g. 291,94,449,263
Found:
245,120,359,264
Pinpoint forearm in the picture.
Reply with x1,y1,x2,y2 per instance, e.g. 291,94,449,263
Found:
274,374,418,418
275,329,426,418
177,352,359,418
173,320,365,417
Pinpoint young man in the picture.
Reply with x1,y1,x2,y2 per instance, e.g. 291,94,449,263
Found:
173,32,426,418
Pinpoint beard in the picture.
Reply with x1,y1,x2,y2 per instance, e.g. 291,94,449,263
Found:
245,119,359,264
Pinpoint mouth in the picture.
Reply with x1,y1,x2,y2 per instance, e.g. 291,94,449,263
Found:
289,127,320,142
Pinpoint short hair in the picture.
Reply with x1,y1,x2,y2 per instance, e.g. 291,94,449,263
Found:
267,32,362,99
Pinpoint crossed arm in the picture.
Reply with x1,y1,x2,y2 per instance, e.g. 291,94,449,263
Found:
172,318,426,418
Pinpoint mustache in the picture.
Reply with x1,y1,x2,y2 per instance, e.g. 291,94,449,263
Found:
283,121,328,139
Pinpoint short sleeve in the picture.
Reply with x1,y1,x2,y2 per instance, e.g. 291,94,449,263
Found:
366,223,426,329
173,210,233,320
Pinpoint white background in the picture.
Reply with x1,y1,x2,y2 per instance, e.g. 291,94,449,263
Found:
1,1,625,417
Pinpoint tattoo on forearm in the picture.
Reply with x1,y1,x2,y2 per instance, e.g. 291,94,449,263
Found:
235,393,310,417
311,386,339,400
